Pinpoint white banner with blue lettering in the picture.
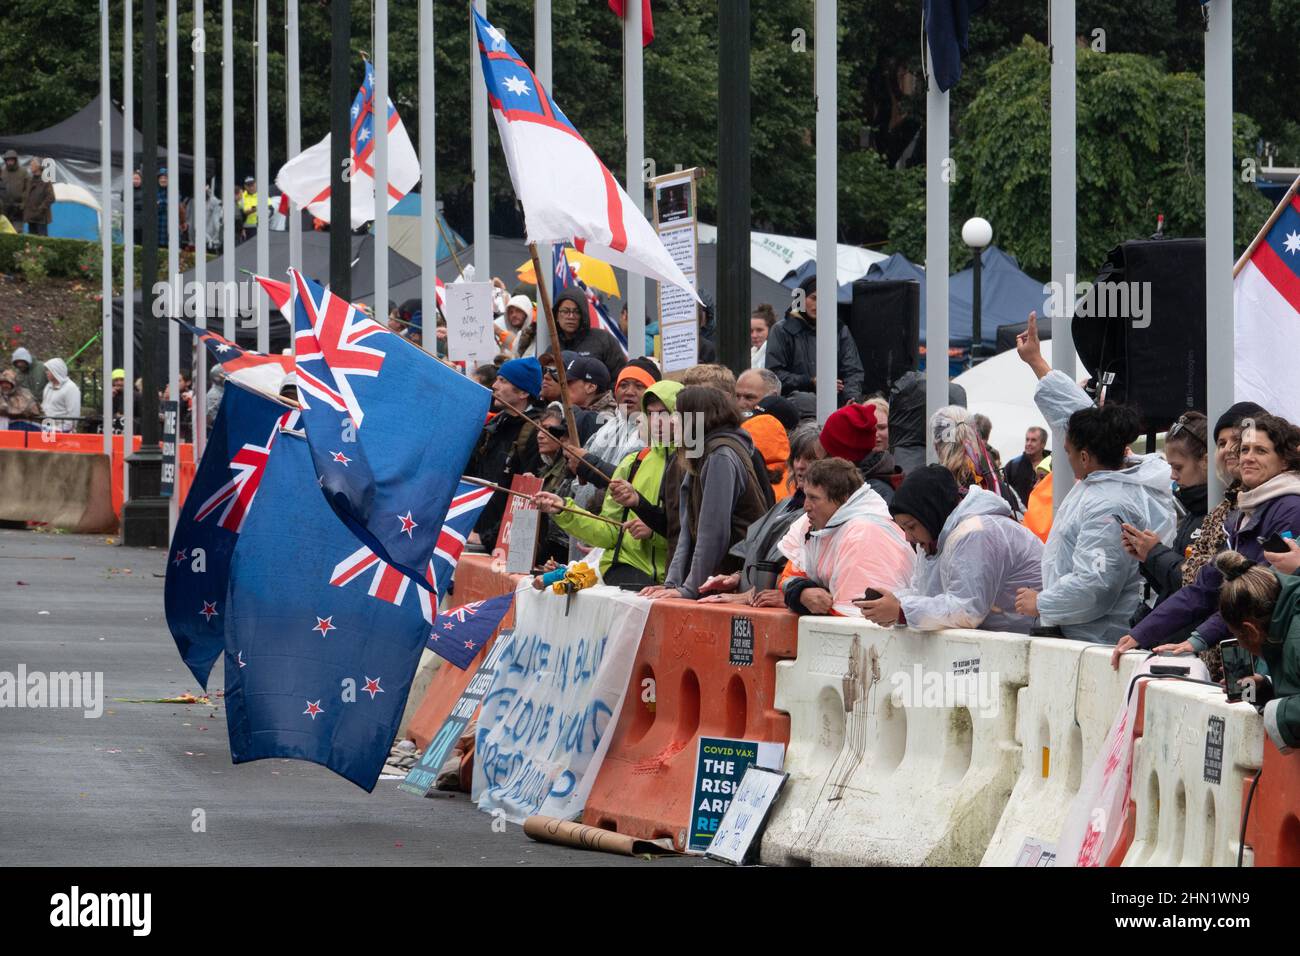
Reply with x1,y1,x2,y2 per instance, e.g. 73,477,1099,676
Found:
472,584,649,823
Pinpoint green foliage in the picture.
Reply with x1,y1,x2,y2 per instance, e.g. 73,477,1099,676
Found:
947,38,1273,279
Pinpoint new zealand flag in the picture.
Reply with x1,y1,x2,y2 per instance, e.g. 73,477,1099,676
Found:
289,270,491,593
164,382,295,687
426,591,517,670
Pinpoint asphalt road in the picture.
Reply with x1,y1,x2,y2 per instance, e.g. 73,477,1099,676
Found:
0,528,706,867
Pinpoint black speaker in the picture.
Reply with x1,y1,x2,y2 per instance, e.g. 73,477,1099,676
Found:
1071,238,1206,433
843,279,920,398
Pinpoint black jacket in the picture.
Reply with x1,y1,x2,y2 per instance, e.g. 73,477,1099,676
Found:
1004,452,1048,507
764,312,864,404
468,404,545,551
552,287,627,380
1140,482,1210,601
857,450,900,505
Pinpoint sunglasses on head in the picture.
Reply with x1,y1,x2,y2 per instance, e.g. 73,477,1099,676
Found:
1167,414,1205,447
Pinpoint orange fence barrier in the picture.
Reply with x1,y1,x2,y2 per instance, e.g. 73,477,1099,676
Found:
581,599,797,851
0,431,196,520
1244,738,1300,867
405,553,524,750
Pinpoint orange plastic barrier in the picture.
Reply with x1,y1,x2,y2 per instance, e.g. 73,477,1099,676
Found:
1244,738,1300,867
405,553,525,750
581,599,798,851
0,432,196,518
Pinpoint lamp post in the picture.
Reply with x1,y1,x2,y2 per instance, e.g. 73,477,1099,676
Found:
962,216,992,365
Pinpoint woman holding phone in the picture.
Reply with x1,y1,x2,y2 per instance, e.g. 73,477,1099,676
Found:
1112,412,1300,668
1210,551,1300,754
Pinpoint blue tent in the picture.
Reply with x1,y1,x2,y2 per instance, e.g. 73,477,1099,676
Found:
860,246,1046,351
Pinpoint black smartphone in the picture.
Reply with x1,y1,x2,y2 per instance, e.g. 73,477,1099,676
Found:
1260,532,1293,553
1113,514,1129,529
860,588,883,603
1150,664,1190,676
1220,638,1255,703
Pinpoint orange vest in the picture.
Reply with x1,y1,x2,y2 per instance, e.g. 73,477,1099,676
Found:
1023,475,1054,542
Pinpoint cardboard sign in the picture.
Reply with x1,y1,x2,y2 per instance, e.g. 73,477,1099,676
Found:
705,766,788,865
399,630,515,797
688,736,784,853
505,508,541,575
443,281,497,365
496,474,543,571
161,400,178,497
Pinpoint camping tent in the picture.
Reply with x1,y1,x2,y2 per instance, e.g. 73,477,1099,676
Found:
386,193,467,267
860,247,1049,352
0,94,206,203
952,336,1085,462
48,183,101,241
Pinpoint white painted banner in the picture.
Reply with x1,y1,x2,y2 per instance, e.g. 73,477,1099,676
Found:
472,585,649,823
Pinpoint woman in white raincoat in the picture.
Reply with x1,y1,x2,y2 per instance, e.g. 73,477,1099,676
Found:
778,457,915,617
1011,313,1176,643
857,464,1044,632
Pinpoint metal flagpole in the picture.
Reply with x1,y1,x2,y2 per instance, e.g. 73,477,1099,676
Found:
375,0,389,342
255,0,270,353
101,0,113,457
814,0,837,424
329,0,351,299
167,0,181,536
286,0,303,278
924,33,949,461
1205,0,1233,504
625,1,645,359
472,0,489,280
123,0,135,501
534,0,551,357
419,0,437,356
193,0,207,459
222,0,234,340
1050,0,1076,512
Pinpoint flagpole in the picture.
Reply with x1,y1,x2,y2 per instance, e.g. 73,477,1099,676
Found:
1205,0,1233,503
534,0,552,359
814,0,837,424
286,0,303,278
166,0,181,538
255,0,270,353
375,0,389,347
329,0,351,299
624,0,646,359
221,0,234,340
471,0,489,280
123,0,135,501
193,0,207,460
101,0,113,458
1234,175,1299,276
462,476,625,528
1050,0,1077,513
529,242,581,445
419,0,437,354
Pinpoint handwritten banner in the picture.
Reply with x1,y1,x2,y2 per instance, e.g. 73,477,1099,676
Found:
443,280,497,365
472,585,649,823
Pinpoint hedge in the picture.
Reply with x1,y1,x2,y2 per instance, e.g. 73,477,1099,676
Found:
0,234,200,284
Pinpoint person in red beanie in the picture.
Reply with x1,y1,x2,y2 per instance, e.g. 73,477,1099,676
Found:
818,402,897,505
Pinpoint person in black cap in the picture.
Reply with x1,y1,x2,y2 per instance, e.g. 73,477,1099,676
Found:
764,273,864,407
855,464,1043,632
753,393,800,432
565,355,614,418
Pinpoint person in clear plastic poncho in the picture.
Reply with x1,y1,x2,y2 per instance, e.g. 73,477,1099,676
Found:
1010,313,1177,643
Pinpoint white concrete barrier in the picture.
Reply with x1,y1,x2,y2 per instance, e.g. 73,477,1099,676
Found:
981,640,1148,866
1122,679,1264,867
761,617,1030,867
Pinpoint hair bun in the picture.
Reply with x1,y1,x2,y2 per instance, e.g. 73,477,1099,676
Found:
1215,550,1255,581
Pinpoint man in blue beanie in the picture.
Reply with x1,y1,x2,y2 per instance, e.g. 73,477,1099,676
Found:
468,356,546,551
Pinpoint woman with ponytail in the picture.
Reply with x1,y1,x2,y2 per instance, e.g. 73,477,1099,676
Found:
1211,551,1300,753
1014,312,1177,643
929,404,1020,515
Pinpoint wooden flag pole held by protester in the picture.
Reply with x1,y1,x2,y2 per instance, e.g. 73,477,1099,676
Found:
1233,173,1300,277
528,241,581,445
461,476,624,528
494,397,611,482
